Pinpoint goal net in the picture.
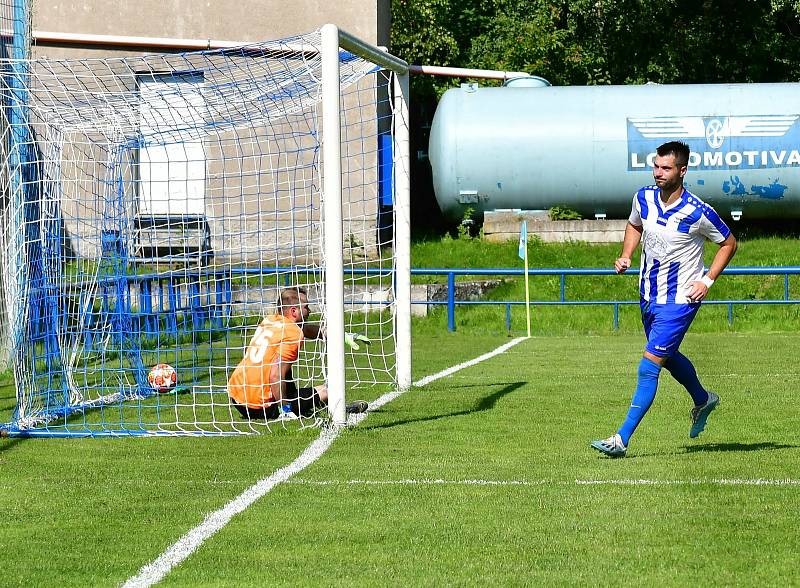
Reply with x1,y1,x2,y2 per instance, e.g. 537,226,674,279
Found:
0,26,410,436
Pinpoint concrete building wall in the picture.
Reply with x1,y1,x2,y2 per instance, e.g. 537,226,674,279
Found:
32,0,390,58
26,1,393,262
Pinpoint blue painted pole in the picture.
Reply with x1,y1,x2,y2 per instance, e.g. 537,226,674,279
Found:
213,275,223,328
7,0,30,372
167,280,178,336
12,0,28,62
141,279,154,335
190,279,202,326
447,272,455,332
224,273,232,321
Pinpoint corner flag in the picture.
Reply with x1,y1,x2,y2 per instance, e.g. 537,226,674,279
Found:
518,220,531,337
518,220,527,260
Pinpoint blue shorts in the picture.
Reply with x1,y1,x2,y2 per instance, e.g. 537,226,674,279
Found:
640,301,701,358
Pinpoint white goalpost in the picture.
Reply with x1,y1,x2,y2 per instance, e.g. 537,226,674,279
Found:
0,24,411,436
322,24,411,424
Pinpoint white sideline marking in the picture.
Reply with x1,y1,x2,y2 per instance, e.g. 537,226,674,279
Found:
289,478,546,486
288,478,800,487
289,479,548,486
575,478,800,486
123,337,528,588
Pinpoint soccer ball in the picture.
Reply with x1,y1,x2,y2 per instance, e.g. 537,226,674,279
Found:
148,363,177,393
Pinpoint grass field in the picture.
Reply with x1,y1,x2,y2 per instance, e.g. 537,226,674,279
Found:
410,235,800,335
2,330,799,586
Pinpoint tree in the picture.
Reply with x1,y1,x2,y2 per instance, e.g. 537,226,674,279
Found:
389,0,800,231
393,0,800,88
390,0,459,98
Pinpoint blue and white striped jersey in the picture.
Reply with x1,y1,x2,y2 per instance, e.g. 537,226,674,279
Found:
629,185,731,304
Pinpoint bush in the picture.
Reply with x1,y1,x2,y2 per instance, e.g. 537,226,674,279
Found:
548,206,582,221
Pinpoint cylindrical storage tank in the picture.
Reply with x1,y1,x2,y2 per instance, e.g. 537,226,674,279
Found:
429,82,800,220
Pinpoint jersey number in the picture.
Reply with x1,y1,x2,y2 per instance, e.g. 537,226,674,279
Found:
247,320,279,364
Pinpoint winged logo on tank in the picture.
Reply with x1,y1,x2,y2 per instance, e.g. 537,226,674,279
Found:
628,115,799,149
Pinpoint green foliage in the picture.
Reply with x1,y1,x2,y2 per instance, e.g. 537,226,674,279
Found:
392,0,800,94
390,0,460,98
548,206,582,221
456,206,477,239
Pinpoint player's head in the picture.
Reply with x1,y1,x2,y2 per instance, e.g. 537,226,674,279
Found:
279,287,310,324
653,140,690,191
656,141,690,167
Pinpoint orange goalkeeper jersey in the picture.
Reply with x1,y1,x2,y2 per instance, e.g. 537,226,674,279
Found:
227,314,304,408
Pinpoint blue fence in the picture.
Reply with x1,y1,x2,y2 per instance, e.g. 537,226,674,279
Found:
411,267,800,332
28,266,800,343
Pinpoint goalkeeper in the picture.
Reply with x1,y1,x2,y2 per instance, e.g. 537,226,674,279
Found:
228,287,370,420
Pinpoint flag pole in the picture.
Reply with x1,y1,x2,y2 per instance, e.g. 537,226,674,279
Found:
518,220,531,337
524,242,531,337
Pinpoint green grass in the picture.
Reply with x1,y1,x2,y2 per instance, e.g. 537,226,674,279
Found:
411,235,800,334
1,331,799,586
412,233,800,269
0,235,798,584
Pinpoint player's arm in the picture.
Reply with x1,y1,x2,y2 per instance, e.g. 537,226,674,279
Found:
615,222,643,273
301,323,324,339
704,233,737,281
300,323,371,350
685,233,737,302
269,360,293,403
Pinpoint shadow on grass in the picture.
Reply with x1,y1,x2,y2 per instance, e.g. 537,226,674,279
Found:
0,437,25,452
683,441,800,453
596,441,800,460
365,381,527,431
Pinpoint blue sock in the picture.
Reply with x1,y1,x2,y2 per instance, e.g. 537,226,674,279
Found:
663,351,708,406
617,357,661,446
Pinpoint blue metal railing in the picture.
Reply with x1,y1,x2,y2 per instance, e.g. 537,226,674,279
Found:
410,267,800,332
28,265,800,340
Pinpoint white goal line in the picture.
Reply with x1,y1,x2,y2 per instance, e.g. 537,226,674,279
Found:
122,337,528,588
287,478,800,487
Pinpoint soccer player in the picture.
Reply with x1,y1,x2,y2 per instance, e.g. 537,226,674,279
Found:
591,140,737,457
228,287,368,421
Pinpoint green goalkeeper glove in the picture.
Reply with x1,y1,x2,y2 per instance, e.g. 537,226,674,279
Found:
344,332,372,351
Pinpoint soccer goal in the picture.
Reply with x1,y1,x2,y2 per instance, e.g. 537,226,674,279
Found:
0,24,410,436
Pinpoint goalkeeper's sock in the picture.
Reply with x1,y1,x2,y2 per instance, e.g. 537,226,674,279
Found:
663,351,709,406
617,357,661,446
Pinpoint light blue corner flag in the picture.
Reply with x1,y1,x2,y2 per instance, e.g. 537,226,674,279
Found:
518,220,528,260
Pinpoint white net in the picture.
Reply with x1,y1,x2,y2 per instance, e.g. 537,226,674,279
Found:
0,29,402,436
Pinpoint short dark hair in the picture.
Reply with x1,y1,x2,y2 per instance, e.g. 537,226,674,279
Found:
656,141,690,168
278,287,307,310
